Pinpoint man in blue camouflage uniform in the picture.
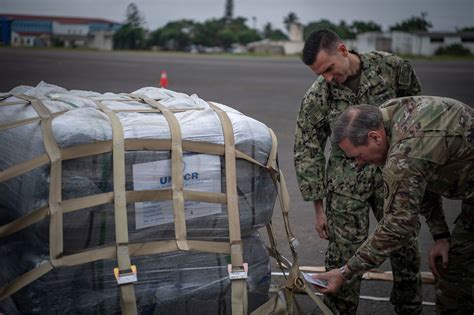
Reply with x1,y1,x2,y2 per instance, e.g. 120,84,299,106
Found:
316,96,473,314
294,29,423,314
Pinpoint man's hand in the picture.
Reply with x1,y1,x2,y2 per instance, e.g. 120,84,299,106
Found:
315,210,329,240
312,268,345,294
313,200,328,240
428,239,450,278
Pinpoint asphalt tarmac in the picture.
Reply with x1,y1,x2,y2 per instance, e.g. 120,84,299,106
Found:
1,48,473,314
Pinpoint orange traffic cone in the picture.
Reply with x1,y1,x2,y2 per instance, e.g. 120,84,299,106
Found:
159,70,168,88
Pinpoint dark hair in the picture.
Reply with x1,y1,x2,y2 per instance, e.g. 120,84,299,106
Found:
301,29,342,66
330,105,383,146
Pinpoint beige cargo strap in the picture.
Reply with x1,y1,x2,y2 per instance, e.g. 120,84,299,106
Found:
264,222,288,277
0,136,258,241
0,188,228,240
208,102,248,315
0,110,68,132
0,261,54,300
95,100,137,315
0,237,232,301
0,138,261,185
15,94,64,260
0,93,12,101
0,100,29,106
266,129,297,252
142,97,190,251
251,127,332,315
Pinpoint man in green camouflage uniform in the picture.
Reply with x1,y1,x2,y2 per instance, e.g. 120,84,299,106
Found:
317,96,473,314
294,30,423,313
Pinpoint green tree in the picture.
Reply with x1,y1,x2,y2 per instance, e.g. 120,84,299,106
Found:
126,3,144,27
226,17,261,44
351,20,382,34
263,22,288,40
283,12,299,31
237,29,261,44
389,12,432,32
435,44,471,56
456,26,474,32
304,19,335,39
153,20,195,50
113,25,146,50
147,15,262,51
334,20,355,39
303,19,382,40
217,27,237,48
193,18,223,47
193,17,261,48
113,3,146,49
303,19,355,39
147,28,161,48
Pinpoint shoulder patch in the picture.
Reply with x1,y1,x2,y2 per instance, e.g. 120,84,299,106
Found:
382,170,400,210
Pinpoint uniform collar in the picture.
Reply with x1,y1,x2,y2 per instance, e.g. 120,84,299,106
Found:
380,107,393,139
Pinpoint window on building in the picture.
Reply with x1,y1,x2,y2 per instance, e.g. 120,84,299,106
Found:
461,37,474,43
430,37,444,43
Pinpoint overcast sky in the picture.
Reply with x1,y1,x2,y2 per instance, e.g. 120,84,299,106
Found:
1,0,473,32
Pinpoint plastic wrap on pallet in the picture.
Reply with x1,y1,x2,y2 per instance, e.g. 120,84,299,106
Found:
0,84,275,234
0,82,277,313
2,232,270,314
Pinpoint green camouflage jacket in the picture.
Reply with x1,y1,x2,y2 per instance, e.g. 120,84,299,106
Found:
294,51,421,201
348,96,474,274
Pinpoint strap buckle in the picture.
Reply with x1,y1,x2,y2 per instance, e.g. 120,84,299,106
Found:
290,237,299,248
228,263,248,280
114,265,138,285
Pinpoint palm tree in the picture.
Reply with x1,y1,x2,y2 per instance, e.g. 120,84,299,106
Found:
283,12,299,31
224,0,233,23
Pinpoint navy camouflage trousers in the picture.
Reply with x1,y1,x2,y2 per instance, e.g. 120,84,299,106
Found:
323,189,423,314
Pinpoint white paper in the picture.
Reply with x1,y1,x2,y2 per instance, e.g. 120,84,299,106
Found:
133,154,222,229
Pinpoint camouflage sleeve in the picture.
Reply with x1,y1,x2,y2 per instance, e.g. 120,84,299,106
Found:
347,146,436,273
419,191,450,238
394,57,422,97
294,84,330,201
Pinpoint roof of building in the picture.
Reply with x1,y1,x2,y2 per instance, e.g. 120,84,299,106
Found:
413,31,474,38
0,13,120,25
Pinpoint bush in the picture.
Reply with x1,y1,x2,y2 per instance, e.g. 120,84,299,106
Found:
435,44,471,56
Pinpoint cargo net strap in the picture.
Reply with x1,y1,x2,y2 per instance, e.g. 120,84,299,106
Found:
94,100,137,314
208,102,248,315
143,98,189,250
18,94,65,260
251,129,332,315
0,94,331,314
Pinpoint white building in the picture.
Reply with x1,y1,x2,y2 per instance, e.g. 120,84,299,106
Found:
247,22,304,55
352,31,474,56
1,14,121,50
